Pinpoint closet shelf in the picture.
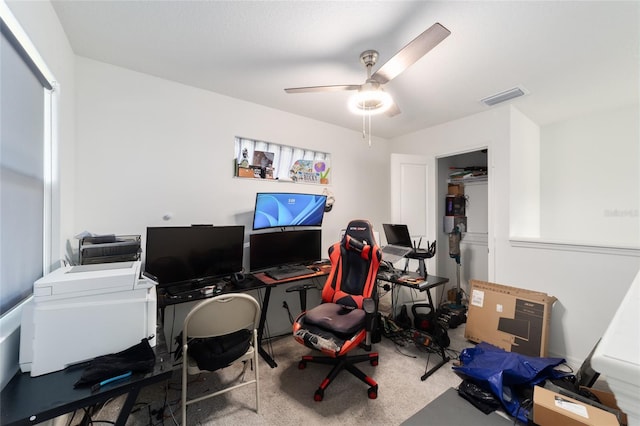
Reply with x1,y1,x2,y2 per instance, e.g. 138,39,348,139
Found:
448,175,487,184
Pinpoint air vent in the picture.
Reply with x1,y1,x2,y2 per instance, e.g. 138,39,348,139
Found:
481,86,528,107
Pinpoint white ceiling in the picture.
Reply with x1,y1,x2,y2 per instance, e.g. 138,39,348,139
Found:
50,1,639,139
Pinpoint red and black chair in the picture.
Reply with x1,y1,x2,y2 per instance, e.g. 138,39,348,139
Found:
292,219,382,401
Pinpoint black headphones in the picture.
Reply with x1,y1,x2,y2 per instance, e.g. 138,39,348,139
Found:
231,272,245,285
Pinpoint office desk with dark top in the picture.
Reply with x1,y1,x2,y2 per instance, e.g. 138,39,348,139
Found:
249,263,331,367
377,270,451,381
377,270,449,312
1,335,172,426
157,263,331,369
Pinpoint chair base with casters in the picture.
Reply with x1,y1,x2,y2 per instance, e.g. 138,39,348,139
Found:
180,293,261,424
298,351,379,401
294,300,379,401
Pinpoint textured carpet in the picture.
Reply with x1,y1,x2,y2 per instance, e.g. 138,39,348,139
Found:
78,322,471,426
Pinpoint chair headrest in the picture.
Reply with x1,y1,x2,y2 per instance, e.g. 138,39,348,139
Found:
343,220,377,247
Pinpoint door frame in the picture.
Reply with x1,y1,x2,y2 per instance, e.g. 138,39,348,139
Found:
435,146,494,281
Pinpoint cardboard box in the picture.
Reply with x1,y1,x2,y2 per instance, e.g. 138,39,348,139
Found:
582,387,627,426
236,166,255,178
236,165,262,178
465,280,556,357
533,385,621,426
448,183,464,196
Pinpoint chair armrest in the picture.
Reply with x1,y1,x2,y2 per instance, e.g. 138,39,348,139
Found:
363,298,376,349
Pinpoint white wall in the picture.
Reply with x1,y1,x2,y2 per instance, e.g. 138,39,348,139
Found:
392,105,640,366
510,109,540,239
72,58,393,340
541,104,639,247
73,57,391,268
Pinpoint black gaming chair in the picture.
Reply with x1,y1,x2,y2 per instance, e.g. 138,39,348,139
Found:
292,219,382,401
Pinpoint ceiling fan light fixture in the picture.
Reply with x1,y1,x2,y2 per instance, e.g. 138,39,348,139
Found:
348,89,393,115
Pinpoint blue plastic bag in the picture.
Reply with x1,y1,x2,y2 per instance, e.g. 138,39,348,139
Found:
453,342,568,423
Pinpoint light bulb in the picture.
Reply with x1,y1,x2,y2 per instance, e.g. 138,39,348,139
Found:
348,89,393,115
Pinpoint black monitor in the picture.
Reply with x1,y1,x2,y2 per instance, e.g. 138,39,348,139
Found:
144,225,244,288
252,192,327,230
382,223,413,247
575,338,601,388
249,229,322,271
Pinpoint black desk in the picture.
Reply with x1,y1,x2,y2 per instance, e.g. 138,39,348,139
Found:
377,271,451,380
377,270,449,314
1,337,172,426
251,263,331,367
158,264,331,369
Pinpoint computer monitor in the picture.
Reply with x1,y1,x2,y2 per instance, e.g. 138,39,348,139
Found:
575,338,601,388
382,224,413,247
252,192,327,230
144,225,244,288
249,229,322,271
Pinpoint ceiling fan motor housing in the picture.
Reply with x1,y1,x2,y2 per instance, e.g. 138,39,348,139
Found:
360,50,379,68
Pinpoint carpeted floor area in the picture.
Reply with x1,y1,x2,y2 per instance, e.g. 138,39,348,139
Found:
67,320,472,426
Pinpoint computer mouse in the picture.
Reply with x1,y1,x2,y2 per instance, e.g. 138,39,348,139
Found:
390,273,399,281
311,266,321,272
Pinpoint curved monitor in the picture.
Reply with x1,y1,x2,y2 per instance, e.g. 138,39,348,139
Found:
252,192,327,230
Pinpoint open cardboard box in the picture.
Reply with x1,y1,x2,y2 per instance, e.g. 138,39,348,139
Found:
582,386,628,426
533,385,625,426
465,280,556,357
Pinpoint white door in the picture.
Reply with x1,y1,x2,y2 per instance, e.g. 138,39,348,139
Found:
390,153,434,241
390,153,437,310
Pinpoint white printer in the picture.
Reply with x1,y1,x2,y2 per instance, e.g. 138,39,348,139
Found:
19,261,157,377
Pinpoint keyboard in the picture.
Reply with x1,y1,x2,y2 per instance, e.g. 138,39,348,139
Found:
265,265,312,281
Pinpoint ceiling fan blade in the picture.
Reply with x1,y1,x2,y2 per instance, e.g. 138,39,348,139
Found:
372,22,451,85
385,101,401,117
285,84,360,94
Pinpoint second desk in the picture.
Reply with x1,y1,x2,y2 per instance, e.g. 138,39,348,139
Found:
377,270,451,380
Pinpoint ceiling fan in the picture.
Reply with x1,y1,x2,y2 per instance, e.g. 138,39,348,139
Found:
284,22,451,117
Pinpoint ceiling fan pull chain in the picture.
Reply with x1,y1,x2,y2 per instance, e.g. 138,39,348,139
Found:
362,111,366,139
368,113,372,147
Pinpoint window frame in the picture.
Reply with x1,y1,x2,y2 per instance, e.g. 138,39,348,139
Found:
0,2,58,391
234,136,331,185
